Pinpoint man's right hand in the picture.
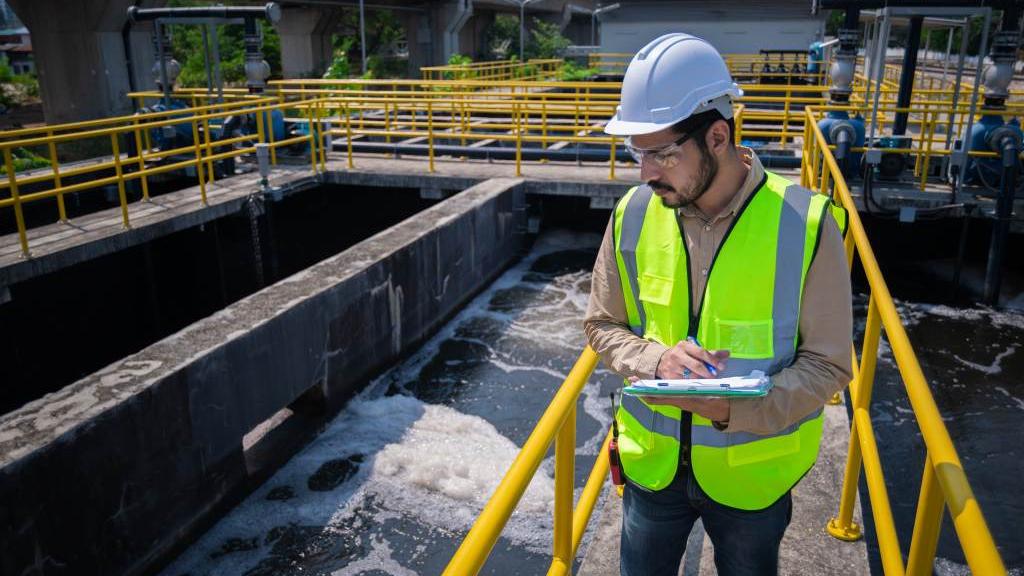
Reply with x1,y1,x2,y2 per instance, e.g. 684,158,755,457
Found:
656,340,730,379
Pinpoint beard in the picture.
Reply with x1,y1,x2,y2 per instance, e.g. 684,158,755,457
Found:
650,150,719,209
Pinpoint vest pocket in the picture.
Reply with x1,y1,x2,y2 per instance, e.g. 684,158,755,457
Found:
639,272,674,306
712,318,774,359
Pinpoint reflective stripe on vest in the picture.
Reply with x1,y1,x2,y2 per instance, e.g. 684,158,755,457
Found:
612,171,834,509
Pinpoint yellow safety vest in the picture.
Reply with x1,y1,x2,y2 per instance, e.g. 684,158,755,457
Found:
612,171,844,510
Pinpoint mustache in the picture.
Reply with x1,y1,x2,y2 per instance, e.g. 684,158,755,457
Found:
647,180,674,193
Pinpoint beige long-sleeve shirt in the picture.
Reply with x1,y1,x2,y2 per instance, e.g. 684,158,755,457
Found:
584,148,853,435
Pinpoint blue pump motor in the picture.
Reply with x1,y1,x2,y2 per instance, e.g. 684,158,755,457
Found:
140,100,193,150
817,110,865,178
959,114,1023,186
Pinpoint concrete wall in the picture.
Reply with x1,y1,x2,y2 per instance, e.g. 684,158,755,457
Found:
599,0,824,55
0,178,527,576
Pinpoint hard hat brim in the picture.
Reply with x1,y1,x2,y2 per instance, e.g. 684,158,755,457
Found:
603,116,678,136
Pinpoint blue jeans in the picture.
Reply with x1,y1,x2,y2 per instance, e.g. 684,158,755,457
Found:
620,464,792,576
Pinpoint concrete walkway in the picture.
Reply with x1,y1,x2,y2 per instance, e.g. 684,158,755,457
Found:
577,401,870,576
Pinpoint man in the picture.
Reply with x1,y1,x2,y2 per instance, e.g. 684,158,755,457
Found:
584,33,853,575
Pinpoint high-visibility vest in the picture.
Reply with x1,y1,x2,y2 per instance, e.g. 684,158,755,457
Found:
612,171,844,510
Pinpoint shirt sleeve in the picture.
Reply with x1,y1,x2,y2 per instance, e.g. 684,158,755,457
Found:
724,210,854,435
584,215,669,379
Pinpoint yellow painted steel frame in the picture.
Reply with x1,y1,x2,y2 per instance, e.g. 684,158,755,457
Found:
801,108,1007,576
0,97,327,257
443,347,609,576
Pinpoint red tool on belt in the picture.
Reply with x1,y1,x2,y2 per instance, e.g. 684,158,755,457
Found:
608,392,624,486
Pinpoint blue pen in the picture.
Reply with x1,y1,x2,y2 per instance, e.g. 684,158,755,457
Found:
686,336,719,376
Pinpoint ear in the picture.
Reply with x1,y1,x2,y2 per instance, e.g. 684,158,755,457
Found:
705,119,731,156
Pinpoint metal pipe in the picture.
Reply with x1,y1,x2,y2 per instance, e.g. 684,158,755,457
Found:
820,0,1023,8
866,10,890,148
982,134,1018,304
359,0,367,76
211,24,223,103
955,8,992,197
155,20,170,107
334,139,806,168
940,24,954,88
202,25,213,103
128,3,281,23
893,16,923,135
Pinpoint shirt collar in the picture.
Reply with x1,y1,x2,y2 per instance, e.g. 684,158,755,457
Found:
678,146,764,221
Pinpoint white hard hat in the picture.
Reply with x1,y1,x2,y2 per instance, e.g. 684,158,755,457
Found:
605,33,743,136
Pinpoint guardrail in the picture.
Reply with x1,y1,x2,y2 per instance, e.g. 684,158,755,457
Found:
802,106,1006,575
420,58,562,82
438,102,1009,576
0,96,329,257
443,347,608,576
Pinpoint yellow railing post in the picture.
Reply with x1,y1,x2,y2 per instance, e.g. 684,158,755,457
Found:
515,103,522,177
46,129,67,222
550,406,575,576
131,120,150,202
905,456,946,575
443,348,599,576
3,146,31,257
609,136,616,180
319,101,328,172
780,86,791,146
428,100,435,173
345,101,354,169
306,104,318,174
189,119,208,206
109,133,131,229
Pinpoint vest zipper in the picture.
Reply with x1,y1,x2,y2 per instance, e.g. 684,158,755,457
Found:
677,172,768,458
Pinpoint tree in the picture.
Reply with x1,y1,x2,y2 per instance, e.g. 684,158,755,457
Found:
330,8,407,78
485,14,520,60
166,0,282,88
527,17,570,59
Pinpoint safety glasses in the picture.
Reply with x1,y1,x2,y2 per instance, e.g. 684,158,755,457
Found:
624,121,711,168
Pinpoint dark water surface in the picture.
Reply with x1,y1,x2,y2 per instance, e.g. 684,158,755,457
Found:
161,231,621,576
858,298,1024,575
160,230,1024,576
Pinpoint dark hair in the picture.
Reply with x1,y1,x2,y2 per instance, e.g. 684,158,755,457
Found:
670,109,735,150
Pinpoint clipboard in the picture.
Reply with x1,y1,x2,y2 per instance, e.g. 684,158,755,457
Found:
623,370,772,398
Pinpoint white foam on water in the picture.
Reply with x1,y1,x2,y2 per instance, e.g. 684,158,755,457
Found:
935,557,1023,576
952,345,1017,375
329,536,418,576
993,386,1024,411
161,230,606,575
160,396,557,576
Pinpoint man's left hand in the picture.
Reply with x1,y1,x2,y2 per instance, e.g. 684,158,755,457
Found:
639,395,730,423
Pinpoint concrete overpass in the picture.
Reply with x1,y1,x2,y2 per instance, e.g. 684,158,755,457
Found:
6,0,595,125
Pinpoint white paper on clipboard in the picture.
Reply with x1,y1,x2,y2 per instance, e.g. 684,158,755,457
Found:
623,370,772,397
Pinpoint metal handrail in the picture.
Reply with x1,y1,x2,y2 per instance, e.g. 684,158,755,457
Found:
802,107,1007,575
443,346,608,576
0,97,330,257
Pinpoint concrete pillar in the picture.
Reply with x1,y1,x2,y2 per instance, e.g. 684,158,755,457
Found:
276,6,338,79
7,0,166,124
126,20,157,95
398,11,433,76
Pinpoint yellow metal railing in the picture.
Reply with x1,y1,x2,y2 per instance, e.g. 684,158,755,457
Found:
802,107,1006,575
0,96,330,257
420,58,562,82
444,347,609,576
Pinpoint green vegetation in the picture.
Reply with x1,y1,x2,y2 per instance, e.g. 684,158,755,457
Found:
8,147,50,172
167,0,281,87
558,61,599,81
484,15,573,60
0,56,39,111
